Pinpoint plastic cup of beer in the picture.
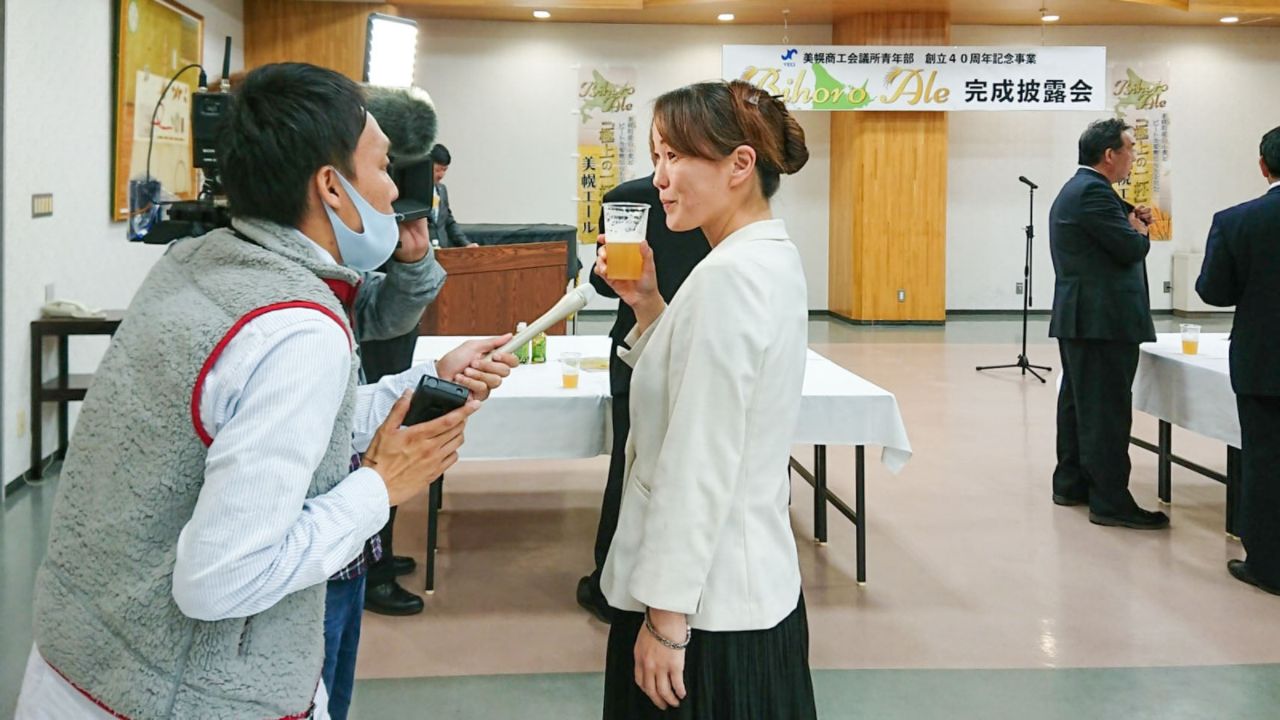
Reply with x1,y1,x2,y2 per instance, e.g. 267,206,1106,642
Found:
602,202,649,281
561,352,582,389
1180,323,1201,355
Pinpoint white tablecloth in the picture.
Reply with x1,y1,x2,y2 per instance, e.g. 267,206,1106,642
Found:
414,336,913,472
1132,332,1239,448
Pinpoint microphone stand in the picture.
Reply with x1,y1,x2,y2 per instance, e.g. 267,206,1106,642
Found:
976,177,1052,383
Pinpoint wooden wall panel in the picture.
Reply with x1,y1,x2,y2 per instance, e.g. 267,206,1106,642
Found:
829,12,949,322
245,0,398,80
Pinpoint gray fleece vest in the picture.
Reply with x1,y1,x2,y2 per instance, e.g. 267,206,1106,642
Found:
33,218,362,719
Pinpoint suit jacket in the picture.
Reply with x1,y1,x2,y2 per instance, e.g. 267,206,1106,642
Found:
427,183,470,248
600,219,808,632
1196,185,1280,396
1048,168,1156,343
589,176,710,395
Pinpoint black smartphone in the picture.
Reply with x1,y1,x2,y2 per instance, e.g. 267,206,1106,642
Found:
403,374,468,426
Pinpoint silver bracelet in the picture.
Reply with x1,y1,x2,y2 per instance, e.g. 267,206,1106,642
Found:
644,608,691,651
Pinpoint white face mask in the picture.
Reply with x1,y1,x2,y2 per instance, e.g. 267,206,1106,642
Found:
323,169,399,272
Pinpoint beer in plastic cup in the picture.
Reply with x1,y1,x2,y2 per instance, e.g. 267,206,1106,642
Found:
561,352,582,389
603,202,649,281
1180,323,1200,355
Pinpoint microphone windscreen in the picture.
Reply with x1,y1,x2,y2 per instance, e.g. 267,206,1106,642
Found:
365,85,438,164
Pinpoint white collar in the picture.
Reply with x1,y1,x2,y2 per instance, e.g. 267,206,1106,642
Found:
295,229,338,266
1078,165,1109,180
715,218,789,249
1269,179,1280,190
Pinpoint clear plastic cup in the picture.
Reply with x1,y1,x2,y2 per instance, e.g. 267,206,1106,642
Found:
560,352,582,389
602,202,649,280
1180,323,1201,355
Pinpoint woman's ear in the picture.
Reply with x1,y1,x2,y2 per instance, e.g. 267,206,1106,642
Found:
727,145,757,189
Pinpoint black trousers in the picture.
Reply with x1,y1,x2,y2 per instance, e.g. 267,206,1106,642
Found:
361,330,420,587
590,392,631,584
1054,339,1142,516
1238,394,1280,585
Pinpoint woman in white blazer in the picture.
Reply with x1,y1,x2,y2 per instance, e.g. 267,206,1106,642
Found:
595,80,816,719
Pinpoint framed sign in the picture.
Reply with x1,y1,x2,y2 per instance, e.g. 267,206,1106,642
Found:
113,0,203,221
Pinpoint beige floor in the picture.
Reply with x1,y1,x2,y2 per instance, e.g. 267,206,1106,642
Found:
357,338,1280,681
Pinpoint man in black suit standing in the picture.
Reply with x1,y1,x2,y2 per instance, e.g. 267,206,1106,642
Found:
1196,126,1280,595
575,175,710,621
428,144,478,248
1049,118,1167,529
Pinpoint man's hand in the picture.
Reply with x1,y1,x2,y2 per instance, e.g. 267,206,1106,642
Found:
634,608,688,710
393,218,432,263
437,335,519,401
1128,210,1150,236
1134,204,1154,225
363,391,479,506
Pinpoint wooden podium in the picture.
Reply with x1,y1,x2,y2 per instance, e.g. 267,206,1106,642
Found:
419,241,571,335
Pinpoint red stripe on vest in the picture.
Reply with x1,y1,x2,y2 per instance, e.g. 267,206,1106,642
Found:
191,301,352,447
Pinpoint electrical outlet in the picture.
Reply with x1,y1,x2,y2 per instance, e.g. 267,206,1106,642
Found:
1163,281,1172,293
32,193,54,218
45,283,56,303
1015,281,1025,295
16,409,27,438
897,288,906,303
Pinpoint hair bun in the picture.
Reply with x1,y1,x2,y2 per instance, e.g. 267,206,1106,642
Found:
779,116,809,175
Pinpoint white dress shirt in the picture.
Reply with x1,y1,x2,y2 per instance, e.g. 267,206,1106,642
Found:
16,235,433,718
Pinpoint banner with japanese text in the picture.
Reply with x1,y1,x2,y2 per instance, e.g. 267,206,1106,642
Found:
577,67,638,244
722,45,1106,112
1109,63,1172,241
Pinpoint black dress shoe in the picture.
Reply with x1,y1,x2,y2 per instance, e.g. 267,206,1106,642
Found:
364,580,425,616
1088,507,1169,530
1053,493,1088,507
391,555,416,577
576,576,614,624
1228,560,1280,596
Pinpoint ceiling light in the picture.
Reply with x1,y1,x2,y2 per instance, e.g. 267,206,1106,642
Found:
1220,16,1239,23
533,10,551,19
718,13,735,21
1041,13,1060,22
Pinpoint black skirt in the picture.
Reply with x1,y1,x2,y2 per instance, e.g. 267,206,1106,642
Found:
603,594,817,720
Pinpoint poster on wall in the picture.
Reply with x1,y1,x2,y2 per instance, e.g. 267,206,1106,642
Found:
577,67,638,245
722,45,1106,112
113,0,204,221
1108,62,1172,241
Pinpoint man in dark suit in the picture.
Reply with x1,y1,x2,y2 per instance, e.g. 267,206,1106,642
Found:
1196,126,1280,595
575,175,710,622
1049,118,1167,529
427,144,477,248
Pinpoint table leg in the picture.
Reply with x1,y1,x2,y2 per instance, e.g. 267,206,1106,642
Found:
57,337,70,453
30,326,42,479
814,446,828,544
1226,447,1241,539
425,476,442,593
856,446,866,585
1158,420,1172,505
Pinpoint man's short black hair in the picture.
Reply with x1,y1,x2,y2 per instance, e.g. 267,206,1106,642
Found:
218,63,367,226
1262,126,1280,178
429,144,451,167
1078,118,1132,167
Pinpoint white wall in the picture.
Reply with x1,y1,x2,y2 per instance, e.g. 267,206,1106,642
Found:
2,0,243,485
947,24,1280,311
414,19,833,311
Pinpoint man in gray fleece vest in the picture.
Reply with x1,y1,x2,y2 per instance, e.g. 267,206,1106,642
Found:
16,63,516,719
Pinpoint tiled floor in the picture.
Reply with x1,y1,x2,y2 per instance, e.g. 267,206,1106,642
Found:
7,316,1280,719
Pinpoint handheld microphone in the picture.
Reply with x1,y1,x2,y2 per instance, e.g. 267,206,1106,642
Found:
1019,176,1038,189
492,285,598,357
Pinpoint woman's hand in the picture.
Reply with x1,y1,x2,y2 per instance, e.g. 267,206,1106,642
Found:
595,237,665,334
634,608,688,710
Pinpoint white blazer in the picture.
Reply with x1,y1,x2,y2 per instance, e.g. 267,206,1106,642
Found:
600,218,808,632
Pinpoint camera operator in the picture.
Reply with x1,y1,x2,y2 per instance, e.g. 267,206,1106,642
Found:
15,63,516,719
